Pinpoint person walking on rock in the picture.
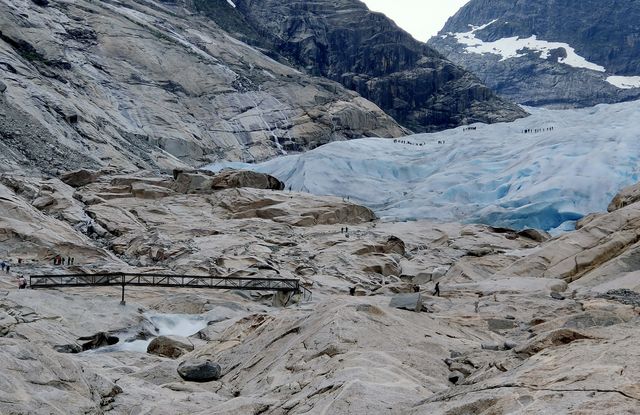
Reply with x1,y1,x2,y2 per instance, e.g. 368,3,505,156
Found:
1,261,5,272
433,281,440,297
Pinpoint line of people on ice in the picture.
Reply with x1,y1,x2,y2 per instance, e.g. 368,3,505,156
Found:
393,139,426,146
523,126,554,134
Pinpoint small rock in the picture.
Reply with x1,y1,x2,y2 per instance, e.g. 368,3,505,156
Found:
32,194,56,209
177,358,222,382
550,292,566,300
481,342,502,351
503,340,518,350
487,318,518,332
53,344,82,353
355,304,384,315
0,81,6,93
389,293,423,312
448,370,465,384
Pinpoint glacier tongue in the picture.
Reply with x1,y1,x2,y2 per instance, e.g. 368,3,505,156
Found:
205,101,640,231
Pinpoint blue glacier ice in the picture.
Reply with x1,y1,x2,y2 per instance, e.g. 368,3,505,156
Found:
205,101,640,231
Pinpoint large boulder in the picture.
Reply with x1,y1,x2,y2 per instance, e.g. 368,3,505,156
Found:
173,169,284,194
172,171,215,194
210,169,284,191
177,358,222,382
147,335,194,359
608,182,640,212
60,169,101,187
389,293,423,312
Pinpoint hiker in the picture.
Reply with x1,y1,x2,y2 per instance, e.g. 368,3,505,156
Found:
433,281,440,297
67,256,71,266
17,275,27,289
1,261,5,271
345,227,348,233
349,286,356,296
5,264,10,274
71,257,75,265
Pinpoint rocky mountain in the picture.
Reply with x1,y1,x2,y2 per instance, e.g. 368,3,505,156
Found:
0,0,408,175
429,0,640,107
0,0,528,177
199,0,527,133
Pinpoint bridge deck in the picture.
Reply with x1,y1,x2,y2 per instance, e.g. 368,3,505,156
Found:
29,273,312,303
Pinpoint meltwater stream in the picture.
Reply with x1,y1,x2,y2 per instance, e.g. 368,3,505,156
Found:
97,313,209,353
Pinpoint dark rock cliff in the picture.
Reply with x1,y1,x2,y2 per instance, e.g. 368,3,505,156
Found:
190,0,527,132
429,0,640,107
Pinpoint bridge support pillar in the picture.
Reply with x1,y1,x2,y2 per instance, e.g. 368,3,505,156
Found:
273,291,295,307
120,284,126,306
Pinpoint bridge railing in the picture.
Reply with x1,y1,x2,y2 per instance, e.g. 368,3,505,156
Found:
29,273,303,294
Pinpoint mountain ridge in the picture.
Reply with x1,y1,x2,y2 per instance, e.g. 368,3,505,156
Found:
185,0,528,132
429,0,640,107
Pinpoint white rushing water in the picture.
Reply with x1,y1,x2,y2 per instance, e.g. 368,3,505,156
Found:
99,313,209,353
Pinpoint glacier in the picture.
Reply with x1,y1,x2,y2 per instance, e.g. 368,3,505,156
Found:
205,100,640,232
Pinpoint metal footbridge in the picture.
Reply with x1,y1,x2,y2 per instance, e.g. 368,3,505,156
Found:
29,273,312,304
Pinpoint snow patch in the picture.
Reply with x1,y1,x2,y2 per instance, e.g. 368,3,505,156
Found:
606,76,640,89
451,20,606,72
205,100,640,231
226,0,236,7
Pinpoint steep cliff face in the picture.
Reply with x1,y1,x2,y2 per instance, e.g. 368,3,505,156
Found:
0,0,406,175
196,0,527,133
429,0,640,107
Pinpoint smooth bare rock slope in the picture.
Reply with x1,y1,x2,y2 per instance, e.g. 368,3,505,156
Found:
0,0,406,175
1,170,639,414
